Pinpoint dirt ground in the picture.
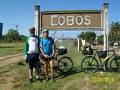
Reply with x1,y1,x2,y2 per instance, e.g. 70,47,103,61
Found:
0,53,24,90
0,53,23,68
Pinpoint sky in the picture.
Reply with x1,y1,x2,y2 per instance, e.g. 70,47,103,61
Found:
0,0,120,38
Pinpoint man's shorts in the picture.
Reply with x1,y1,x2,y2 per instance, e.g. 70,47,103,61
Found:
43,57,55,67
43,56,54,62
27,53,39,69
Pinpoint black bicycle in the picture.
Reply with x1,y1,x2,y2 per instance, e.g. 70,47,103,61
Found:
81,47,120,73
37,49,73,74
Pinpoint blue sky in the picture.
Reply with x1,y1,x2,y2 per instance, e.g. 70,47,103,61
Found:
0,0,120,37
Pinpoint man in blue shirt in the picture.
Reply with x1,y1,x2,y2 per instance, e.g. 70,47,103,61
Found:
40,29,56,82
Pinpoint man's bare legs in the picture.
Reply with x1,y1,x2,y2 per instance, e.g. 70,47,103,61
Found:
50,59,55,82
29,69,33,82
50,59,55,79
35,68,39,79
44,59,55,81
44,61,49,80
29,69,33,79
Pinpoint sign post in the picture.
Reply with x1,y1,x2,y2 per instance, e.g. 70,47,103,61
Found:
35,5,40,36
103,3,109,51
35,3,109,51
78,38,80,51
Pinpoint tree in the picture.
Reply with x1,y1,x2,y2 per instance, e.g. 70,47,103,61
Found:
85,32,96,43
6,29,19,42
19,35,26,42
79,32,96,44
78,31,96,44
79,32,85,39
109,22,120,42
97,35,103,44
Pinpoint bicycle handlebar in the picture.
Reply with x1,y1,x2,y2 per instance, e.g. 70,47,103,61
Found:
94,46,117,56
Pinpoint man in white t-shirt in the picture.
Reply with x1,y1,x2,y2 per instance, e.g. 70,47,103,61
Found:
24,27,40,82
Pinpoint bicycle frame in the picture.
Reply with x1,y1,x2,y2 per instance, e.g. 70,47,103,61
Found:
92,48,116,67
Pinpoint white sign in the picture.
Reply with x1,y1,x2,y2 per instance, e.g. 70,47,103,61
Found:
51,15,91,26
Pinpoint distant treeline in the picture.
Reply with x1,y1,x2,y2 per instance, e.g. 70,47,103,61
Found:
0,29,26,43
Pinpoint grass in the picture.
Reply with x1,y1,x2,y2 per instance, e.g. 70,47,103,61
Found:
0,43,24,57
0,41,120,90
1,61,120,90
0,46,120,90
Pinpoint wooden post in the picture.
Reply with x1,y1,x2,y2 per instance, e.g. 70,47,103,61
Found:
78,38,80,51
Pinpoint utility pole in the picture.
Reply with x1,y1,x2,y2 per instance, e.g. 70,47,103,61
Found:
16,25,18,43
61,33,64,46
16,25,18,31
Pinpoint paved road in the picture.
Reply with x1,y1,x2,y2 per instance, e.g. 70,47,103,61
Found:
0,53,23,68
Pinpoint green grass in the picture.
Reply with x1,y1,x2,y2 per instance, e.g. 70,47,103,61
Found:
0,43,24,57
0,46,120,90
0,41,120,90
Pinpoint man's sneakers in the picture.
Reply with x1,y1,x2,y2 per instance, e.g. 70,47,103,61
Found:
36,76,39,80
36,76,42,81
28,76,55,83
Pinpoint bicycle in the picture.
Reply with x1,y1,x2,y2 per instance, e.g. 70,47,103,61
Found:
81,47,120,73
37,49,73,75
109,51,120,72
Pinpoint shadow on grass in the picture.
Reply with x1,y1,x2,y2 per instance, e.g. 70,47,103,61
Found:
56,67,120,79
56,66,82,79
109,68,120,73
26,65,83,80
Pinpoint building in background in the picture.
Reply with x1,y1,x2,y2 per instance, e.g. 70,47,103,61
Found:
0,23,3,38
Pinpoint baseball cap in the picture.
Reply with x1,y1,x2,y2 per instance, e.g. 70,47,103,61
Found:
43,29,48,33
29,27,35,32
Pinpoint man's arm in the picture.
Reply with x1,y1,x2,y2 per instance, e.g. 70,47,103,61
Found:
24,37,29,55
37,36,41,53
40,39,48,58
40,46,45,56
51,43,56,57
24,37,29,62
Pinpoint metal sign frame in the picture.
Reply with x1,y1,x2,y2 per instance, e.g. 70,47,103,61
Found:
34,3,109,51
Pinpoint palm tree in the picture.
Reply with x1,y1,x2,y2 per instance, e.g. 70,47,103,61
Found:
109,22,120,42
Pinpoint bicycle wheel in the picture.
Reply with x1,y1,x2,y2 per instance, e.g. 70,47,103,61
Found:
81,56,99,73
58,56,73,73
109,59,120,72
